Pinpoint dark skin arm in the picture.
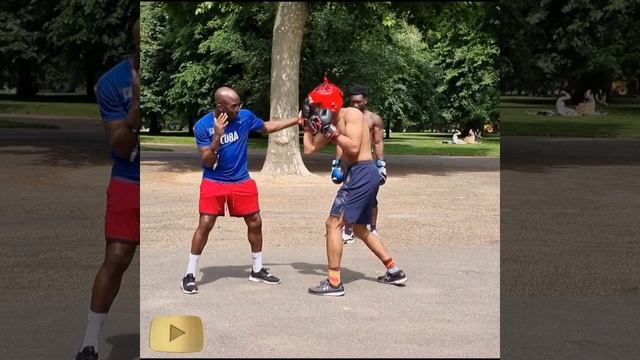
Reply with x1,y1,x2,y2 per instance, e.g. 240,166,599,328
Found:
262,111,303,134
201,111,303,167
372,113,385,160
199,112,228,168
103,69,140,159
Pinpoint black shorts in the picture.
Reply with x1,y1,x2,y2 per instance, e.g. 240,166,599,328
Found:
330,160,380,224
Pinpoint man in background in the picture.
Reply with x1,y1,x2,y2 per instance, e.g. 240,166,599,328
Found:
332,84,387,244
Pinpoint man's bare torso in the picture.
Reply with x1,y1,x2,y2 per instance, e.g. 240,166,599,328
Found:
336,107,373,164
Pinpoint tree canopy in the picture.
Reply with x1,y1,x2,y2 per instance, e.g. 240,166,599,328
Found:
0,0,138,98
500,0,640,98
141,1,499,134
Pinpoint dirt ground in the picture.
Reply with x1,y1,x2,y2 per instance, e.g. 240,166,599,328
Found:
141,146,500,248
0,115,139,360
140,145,500,358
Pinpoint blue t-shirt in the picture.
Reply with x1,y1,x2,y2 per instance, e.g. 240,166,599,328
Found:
194,109,265,182
96,58,140,183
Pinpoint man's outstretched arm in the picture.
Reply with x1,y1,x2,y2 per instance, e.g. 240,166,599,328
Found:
262,111,303,134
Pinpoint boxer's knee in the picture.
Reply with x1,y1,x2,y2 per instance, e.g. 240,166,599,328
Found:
244,212,262,230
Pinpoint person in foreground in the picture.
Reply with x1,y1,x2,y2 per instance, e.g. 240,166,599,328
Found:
76,18,141,360
301,77,407,296
180,86,303,294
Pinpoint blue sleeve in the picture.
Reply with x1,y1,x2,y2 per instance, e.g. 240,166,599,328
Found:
96,77,127,122
247,111,265,132
194,116,212,148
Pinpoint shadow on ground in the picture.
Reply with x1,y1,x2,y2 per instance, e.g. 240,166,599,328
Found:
104,333,139,360
198,262,378,286
1,124,111,167
502,136,640,173
142,148,499,177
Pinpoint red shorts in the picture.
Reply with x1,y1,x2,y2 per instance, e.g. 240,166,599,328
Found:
199,178,260,217
105,177,140,244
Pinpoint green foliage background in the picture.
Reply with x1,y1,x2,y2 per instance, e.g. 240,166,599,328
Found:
0,0,138,97
500,0,640,97
140,2,500,134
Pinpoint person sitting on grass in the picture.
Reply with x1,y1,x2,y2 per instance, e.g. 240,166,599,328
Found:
595,89,609,105
441,129,467,145
577,89,608,116
464,129,476,144
556,89,580,117
452,129,466,144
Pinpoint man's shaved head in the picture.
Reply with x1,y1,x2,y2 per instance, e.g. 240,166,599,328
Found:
214,87,239,104
214,86,243,120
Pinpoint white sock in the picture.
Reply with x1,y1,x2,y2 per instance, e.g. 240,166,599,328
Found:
186,253,200,276
251,252,263,273
388,266,400,274
81,310,107,352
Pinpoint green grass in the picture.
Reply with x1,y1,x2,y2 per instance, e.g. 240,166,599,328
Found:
377,133,499,156
0,100,99,118
140,135,196,145
141,132,500,157
0,119,60,129
140,145,174,152
501,96,640,138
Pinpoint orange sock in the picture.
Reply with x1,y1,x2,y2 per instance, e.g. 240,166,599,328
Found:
383,258,396,269
328,268,341,286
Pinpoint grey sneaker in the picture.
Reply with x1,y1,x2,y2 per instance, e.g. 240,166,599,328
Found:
377,270,407,285
181,273,198,294
308,279,345,296
249,268,281,285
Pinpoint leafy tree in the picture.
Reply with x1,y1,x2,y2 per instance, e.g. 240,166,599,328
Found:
500,0,640,97
261,2,310,175
46,0,138,98
141,2,499,134
0,0,59,97
140,1,174,132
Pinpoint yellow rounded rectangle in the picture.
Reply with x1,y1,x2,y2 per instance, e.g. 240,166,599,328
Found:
149,315,204,353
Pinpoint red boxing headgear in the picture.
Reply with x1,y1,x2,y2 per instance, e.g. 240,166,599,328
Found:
307,76,344,112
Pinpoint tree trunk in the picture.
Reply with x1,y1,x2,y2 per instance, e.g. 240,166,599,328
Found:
188,117,195,136
260,2,311,176
385,121,391,139
16,59,37,98
149,112,161,133
85,65,96,99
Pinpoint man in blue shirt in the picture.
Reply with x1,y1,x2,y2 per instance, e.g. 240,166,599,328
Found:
181,86,302,294
76,19,140,360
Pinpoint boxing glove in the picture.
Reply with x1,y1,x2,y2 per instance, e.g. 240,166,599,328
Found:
330,159,344,184
317,108,340,141
376,159,387,185
307,114,322,134
302,96,312,120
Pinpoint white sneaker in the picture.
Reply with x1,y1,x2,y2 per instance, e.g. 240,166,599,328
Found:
342,229,355,244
